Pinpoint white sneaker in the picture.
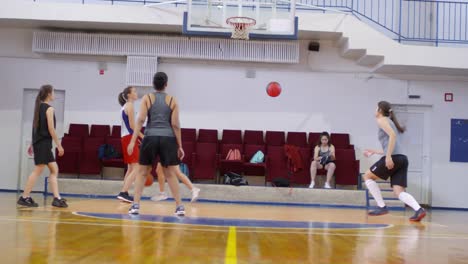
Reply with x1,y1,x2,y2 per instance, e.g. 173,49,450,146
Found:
175,205,185,216
151,192,168,202
308,182,315,189
324,182,332,189
128,203,140,215
191,188,200,203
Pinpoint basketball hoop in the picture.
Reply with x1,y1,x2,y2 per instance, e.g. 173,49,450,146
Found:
226,17,256,40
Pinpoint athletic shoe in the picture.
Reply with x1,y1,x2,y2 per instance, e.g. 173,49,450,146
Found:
52,197,68,208
151,192,168,202
17,196,39,207
191,188,200,203
175,205,185,216
128,203,140,215
368,206,389,216
409,208,427,222
308,182,315,189
324,182,332,189
117,192,133,203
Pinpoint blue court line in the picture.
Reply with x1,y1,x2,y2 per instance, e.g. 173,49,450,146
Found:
431,206,468,211
75,212,391,230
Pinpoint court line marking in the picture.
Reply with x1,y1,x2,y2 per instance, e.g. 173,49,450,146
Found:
4,214,399,233
225,226,237,264
1,217,467,240
0,212,448,231
72,212,394,230
4,208,450,228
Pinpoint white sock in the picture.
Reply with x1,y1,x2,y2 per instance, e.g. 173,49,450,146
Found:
398,192,421,211
365,179,386,208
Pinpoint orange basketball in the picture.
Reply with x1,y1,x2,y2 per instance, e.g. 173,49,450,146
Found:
145,174,154,186
266,82,282,97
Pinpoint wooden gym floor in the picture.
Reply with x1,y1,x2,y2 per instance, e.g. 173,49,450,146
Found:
1,193,467,264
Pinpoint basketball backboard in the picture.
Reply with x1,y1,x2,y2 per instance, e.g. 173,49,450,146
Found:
183,0,298,39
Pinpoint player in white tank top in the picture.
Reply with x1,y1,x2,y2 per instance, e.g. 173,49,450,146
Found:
116,87,146,203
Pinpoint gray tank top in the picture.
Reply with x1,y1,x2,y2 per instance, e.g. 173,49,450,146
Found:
318,146,331,157
144,92,175,137
378,117,403,155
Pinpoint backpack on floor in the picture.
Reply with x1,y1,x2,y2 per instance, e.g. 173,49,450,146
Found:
224,172,248,186
272,177,290,187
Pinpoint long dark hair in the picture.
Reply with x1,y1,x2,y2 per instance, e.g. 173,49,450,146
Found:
33,85,53,129
316,132,331,147
153,72,168,91
378,101,405,133
118,86,133,106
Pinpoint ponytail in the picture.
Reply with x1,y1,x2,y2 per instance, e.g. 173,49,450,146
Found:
389,110,406,133
118,86,133,106
378,101,406,133
33,85,53,129
33,94,41,129
118,92,126,106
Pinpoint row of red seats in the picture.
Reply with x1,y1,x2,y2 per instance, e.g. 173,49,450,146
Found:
56,136,126,175
181,129,359,185
56,124,124,175
57,124,359,186
66,123,121,138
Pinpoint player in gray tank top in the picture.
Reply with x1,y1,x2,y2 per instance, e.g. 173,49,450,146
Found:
145,91,201,203
145,92,175,137
378,117,403,155
126,72,186,216
362,101,426,222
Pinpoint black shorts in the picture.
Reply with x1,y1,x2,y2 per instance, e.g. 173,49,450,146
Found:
33,139,55,165
139,136,180,167
370,154,408,187
322,160,335,166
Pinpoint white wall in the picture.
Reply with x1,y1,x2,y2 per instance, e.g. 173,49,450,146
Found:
407,81,468,208
1,27,468,208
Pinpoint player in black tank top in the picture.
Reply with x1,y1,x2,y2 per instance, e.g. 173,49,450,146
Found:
17,85,68,208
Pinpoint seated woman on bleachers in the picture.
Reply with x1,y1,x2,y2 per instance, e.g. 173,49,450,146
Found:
309,132,336,189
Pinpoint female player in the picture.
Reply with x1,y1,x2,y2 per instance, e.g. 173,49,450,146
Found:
309,132,336,189
17,85,68,208
116,86,145,203
363,101,426,221
127,72,185,216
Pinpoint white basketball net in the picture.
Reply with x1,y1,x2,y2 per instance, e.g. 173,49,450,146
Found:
227,17,256,40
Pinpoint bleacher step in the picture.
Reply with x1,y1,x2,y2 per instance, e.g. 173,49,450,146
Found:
52,178,369,208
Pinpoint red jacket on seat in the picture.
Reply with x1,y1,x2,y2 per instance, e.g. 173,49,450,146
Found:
284,144,303,172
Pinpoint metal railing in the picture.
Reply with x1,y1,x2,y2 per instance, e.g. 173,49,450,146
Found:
349,0,468,46
30,0,468,45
